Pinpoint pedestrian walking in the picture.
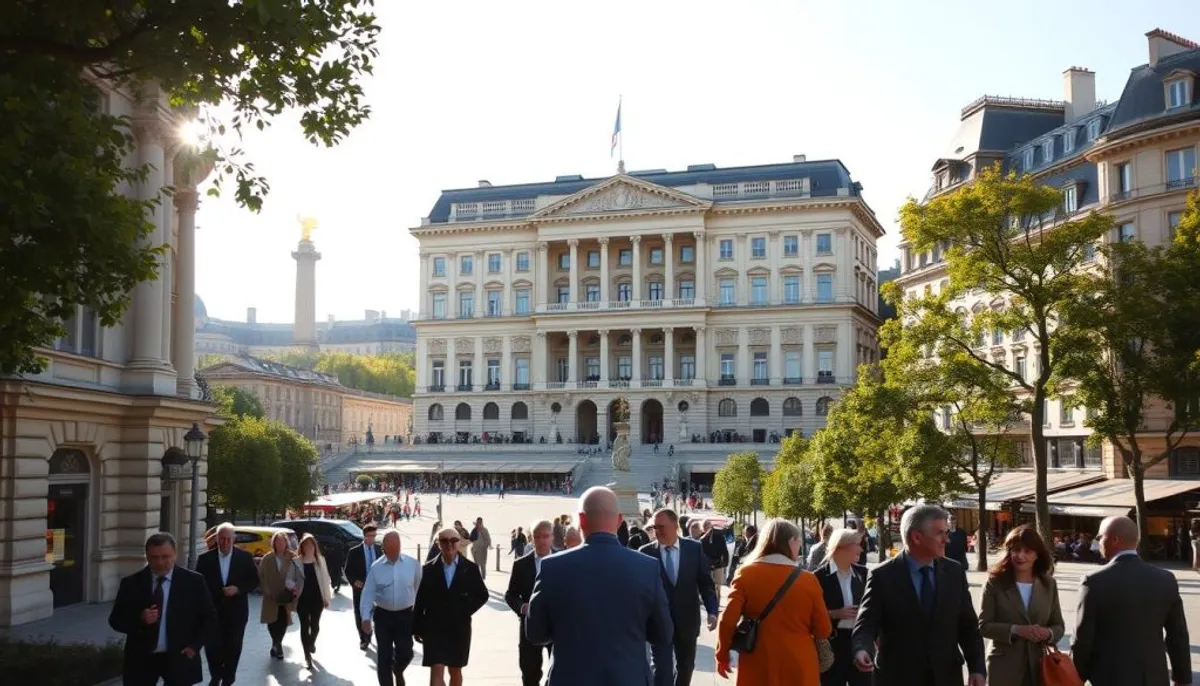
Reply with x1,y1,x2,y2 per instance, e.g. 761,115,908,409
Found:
414,527,490,686
346,525,383,651
813,528,868,686
258,531,304,661
197,523,259,686
470,517,492,579
505,520,555,686
361,530,422,686
295,533,333,670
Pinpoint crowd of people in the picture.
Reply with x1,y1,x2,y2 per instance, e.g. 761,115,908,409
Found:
106,491,1192,686
327,472,575,497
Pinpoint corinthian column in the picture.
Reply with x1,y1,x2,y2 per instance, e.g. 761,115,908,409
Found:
172,188,200,398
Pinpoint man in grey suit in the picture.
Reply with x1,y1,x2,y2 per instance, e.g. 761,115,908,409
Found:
1071,516,1192,686
527,486,673,686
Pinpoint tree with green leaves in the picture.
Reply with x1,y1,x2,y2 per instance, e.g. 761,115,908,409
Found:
808,367,959,561
212,385,265,420
1,1,379,374
761,435,821,523
1058,191,1200,549
881,307,1024,570
265,421,320,513
269,350,416,397
712,451,763,520
206,416,281,522
896,166,1111,544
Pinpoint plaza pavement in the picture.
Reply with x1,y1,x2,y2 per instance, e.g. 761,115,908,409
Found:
11,492,1200,685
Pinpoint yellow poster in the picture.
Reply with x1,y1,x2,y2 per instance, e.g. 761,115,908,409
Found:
44,529,66,563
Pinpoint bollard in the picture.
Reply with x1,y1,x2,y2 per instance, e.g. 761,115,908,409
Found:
416,544,421,561
496,544,501,573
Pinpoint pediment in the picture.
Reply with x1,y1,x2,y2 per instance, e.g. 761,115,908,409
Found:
532,175,710,219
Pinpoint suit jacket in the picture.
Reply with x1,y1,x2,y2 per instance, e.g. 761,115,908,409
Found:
946,530,969,569
196,547,259,626
851,552,986,686
1071,553,1192,686
813,560,866,633
412,555,489,642
978,574,1065,686
639,538,719,639
108,565,216,685
527,532,672,686
504,552,540,644
344,542,383,587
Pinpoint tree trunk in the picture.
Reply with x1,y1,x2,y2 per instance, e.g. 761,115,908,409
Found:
1130,448,1150,555
1031,387,1052,545
976,490,989,572
876,509,889,563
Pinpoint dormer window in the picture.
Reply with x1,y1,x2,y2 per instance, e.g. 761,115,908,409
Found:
1062,185,1078,214
1043,138,1055,164
1167,77,1192,110
1086,119,1102,142
1023,148,1034,170
1063,129,1076,154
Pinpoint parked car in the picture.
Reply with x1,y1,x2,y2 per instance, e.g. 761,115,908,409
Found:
270,518,363,571
203,525,298,564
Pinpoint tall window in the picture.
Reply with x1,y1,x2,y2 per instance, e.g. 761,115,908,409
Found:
587,250,600,268
487,253,501,273
753,352,768,380
514,288,531,315
783,235,798,257
458,361,473,388
1169,211,1184,239
719,239,733,260
1086,119,1101,141
817,350,834,381
516,251,530,272
486,289,502,316
431,293,446,319
460,255,473,275
459,291,474,318
1060,400,1074,425
680,245,694,263
486,359,500,386
649,248,663,265
433,257,446,276
1063,186,1078,213
1167,147,1197,187
431,360,444,387
678,280,695,299
617,356,632,379
1119,223,1137,243
617,282,632,301
558,253,570,270
515,358,529,385
1063,129,1075,154
720,353,735,379
783,275,800,304
556,285,570,303
1117,162,1132,195
816,274,833,303
619,249,632,266
785,350,801,380
750,276,768,305
680,355,695,380
648,281,664,301
555,358,568,383
586,283,601,302
816,233,833,254
585,357,600,380
648,356,663,380
718,399,737,417
719,279,735,306
751,237,766,258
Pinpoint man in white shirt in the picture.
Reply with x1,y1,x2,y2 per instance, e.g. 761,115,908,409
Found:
505,519,554,686
198,523,259,686
361,530,422,686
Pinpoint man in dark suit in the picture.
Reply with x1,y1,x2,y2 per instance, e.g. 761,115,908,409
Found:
527,486,673,686
346,525,383,650
505,519,555,686
945,515,969,569
1071,515,1192,686
639,508,719,686
108,532,217,686
852,504,985,686
413,526,489,686
196,523,259,686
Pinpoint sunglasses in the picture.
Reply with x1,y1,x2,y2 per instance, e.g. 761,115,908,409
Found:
438,537,460,545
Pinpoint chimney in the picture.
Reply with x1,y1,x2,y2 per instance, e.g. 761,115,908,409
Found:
1063,67,1096,122
380,309,387,320
364,309,379,322
793,154,807,163
478,180,492,188
246,307,257,324
1146,29,1199,67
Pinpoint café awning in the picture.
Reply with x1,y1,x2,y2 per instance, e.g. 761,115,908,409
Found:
943,470,1105,511
303,491,390,511
1019,478,1200,518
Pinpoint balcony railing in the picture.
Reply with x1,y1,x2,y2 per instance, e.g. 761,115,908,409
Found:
719,377,737,386
456,384,473,391
546,381,566,389
643,379,663,387
534,298,707,314
485,382,500,391
426,384,445,393
676,378,694,386
816,374,836,384
751,378,770,386
512,383,531,391
783,377,803,386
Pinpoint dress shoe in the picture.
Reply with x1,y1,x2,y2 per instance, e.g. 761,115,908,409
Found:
360,639,369,651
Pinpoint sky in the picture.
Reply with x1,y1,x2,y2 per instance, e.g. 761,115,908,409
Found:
194,0,1200,325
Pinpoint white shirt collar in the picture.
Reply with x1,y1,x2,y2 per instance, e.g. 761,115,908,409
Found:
219,548,232,559
829,560,852,578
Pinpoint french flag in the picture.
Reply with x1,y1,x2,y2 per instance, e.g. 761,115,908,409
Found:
611,100,622,157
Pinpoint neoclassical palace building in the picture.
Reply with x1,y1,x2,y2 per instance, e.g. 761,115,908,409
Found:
411,158,884,447
0,81,217,625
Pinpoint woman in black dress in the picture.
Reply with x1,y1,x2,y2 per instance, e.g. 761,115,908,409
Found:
413,527,489,684
295,533,332,670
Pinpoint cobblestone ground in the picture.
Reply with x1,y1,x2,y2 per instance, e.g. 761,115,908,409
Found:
12,492,1200,685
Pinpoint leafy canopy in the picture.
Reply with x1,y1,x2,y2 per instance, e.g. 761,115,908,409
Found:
269,350,415,398
712,451,763,515
212,385,266,420
761,435,821,521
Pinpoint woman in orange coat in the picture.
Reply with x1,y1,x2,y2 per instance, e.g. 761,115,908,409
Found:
716,518,832,686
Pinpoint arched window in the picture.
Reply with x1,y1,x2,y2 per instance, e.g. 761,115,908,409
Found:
750,398,770,417
455,403,471,420
815,396,832,416
718,399,737,417
483,402,500,420
783,397,802,417
428,404,444,421
512,402,529,420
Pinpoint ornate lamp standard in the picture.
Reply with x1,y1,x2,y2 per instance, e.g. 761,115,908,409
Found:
184,422,207,569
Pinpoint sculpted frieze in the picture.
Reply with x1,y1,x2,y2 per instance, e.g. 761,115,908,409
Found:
715,328,739,347
426,338,446,354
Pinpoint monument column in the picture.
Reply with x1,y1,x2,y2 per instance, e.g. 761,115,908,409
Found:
694,231,707,304
631,328,643,386
631,236,643,302
664,327,675,385
172,188,200,398
599,237,610,303
663,234,675,302
568,239,579,306
599,329,610,386
567,330,579,386
291,221,322,351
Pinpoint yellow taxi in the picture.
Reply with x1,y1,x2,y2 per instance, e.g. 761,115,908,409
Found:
203,525,298,562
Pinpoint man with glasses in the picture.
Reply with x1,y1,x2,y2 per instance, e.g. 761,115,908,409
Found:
360,530,421,686
414,527,489,686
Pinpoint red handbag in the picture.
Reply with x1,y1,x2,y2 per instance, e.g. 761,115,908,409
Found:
1040,645,1083,686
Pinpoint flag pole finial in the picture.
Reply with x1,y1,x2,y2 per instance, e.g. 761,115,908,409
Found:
618,159,625,174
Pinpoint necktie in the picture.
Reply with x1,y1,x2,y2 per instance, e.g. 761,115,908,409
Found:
919,566,935,615
366,546,374,572
153,575,165,625
665,547,677,585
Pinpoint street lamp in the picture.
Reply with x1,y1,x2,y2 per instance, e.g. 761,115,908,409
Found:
751,477,760,528
437,460,444,522
184,422,207,569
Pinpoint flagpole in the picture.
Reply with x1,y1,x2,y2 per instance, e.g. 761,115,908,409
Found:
618,95,624,174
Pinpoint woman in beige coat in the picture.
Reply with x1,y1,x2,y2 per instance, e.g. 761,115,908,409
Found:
258,530,305,660
978,525,1065,686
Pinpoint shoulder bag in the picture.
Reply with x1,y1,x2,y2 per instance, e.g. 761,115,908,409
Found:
730,565,802,654
1040,645,1083,686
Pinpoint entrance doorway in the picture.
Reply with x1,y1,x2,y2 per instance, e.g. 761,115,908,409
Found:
576,400,598,444
47,449,91,608
641,399,664,445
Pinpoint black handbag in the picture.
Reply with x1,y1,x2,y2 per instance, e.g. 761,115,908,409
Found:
730,564,803,654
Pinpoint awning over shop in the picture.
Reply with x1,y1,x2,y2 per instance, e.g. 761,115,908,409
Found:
303,491,390,511
348,460,580,474
943,471,1105,511
1019,478,1200,519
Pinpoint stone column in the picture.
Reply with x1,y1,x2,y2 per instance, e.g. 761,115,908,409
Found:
567,330,578,385
736,234,749,306
631,236,643,301
474,250,484,317
631,328,643,386
501,335,512,391
599,329,610,385
599,237,610,303
694,325,707,386
770,325,782,385
126,115,175,394
416,337,427,389
448,337,458,388
804,325,816,384
839,322,853,382
534,332,547,388
536,242,549,307
448,250,459,319
664,327,675,384
664,234,675,302
503,248,514,315
474,337,484,390
172,188,199,398
768,230,781,305
694,232,707,304
568,239,579,305
737,327,749,384
419,252,431,316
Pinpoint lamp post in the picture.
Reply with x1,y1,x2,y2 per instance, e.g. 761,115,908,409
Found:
184,422,207,569
751,477,760,528
437,460,444,522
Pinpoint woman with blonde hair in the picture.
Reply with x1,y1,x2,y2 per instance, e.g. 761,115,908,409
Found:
295,533,332,670
716,518,832,685
812,529,869,686
258,530,304,661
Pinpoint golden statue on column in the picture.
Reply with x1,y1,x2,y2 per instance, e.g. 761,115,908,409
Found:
298,215,318,242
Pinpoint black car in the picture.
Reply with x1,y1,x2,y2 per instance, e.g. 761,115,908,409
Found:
271,518,364,583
